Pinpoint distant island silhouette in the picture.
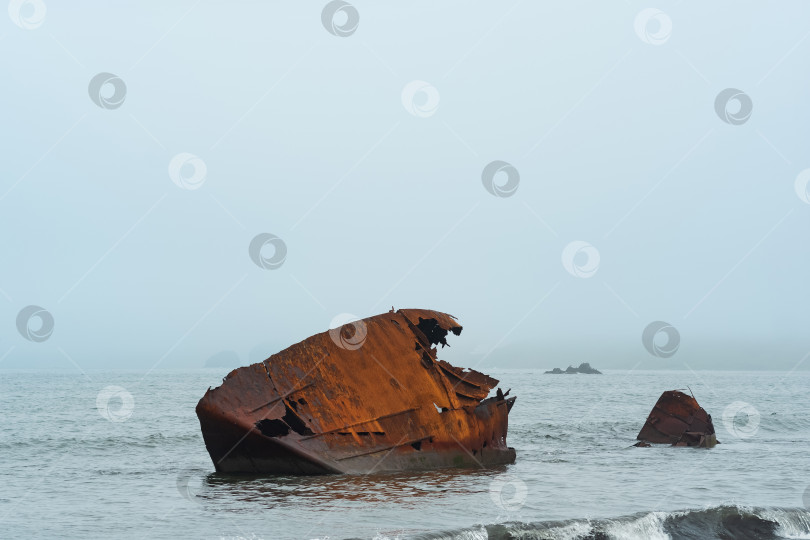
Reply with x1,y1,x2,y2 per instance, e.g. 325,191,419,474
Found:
545,362,602,375
204,350,241,368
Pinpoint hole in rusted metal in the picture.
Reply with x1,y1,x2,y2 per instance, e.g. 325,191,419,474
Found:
255,419,289,437
416,318,452,347
282,402,314,436
255,402,314,437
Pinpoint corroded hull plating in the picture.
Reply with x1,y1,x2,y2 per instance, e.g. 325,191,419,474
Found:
636,390,717,448
196,309,516,474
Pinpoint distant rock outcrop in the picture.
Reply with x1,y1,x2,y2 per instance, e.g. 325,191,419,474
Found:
545,362,602,374
205,350,241,368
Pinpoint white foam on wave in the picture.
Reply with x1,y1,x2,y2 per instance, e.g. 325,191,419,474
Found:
758,508,810,539
602,511,671,540
541,521,594,540
451,527,488,540
412,506,810,540
371,525,488,540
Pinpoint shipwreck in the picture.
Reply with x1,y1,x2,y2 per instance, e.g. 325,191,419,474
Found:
196,309,516,474
635,390,718,448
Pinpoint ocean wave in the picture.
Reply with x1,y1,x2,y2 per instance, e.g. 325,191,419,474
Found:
0,432,202,451
757,414,810,434
413,505,810,540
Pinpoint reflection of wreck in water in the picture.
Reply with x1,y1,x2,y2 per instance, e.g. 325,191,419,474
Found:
196,309,516,474
200,468,495,507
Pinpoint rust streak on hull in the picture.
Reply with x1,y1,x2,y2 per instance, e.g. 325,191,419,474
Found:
196,309,516,474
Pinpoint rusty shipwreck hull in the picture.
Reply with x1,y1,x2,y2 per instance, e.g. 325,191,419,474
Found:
196,309,516,474
636,390,718,448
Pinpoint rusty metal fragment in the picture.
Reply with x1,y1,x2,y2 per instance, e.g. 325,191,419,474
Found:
635,390,718,448
196,309,516,474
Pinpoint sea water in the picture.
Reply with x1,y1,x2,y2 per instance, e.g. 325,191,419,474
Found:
2,369,809,539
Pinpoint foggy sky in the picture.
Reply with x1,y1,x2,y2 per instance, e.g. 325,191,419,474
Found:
2,1,810,372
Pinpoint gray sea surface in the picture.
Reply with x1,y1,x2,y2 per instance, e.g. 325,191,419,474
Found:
2,368,809,539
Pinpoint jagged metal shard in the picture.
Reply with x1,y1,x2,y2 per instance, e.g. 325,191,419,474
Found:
196,309,516,474
635,390,718,448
